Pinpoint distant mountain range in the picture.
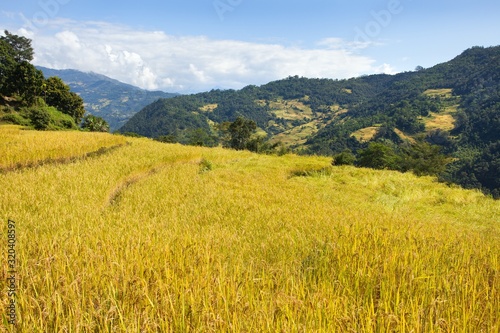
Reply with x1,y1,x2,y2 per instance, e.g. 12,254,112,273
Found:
37,67,178,131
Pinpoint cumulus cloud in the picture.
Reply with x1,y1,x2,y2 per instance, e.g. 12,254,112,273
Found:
20,19,394,93
56,30,81,50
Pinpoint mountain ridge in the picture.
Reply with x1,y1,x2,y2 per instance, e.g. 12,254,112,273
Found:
118,45,500,197
37,66,179,130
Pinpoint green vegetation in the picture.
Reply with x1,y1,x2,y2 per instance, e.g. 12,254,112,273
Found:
226,116,257,150
358,142,401,170
28,107,51,130
120,46,500,197
43,76,85,123
1,104,78,131
82,114,110,132
353,140,451,177
0,31,103,132
332,150,357,166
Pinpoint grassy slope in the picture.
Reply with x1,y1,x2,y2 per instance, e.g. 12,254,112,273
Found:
0,127,499,332
422,89,459,132
0,125,126,171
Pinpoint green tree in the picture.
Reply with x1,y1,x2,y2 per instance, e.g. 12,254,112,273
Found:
246,135,269,153
11,62,44,105
0,33,42,104
227,117,257,150
399,141,450,176
185,128,217,147
333,150,357,166
44,76,86,123
0,30,34,62
82,114,110,132
0,39,16,94
357,142,400,170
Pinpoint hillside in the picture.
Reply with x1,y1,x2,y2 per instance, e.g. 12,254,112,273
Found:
119,74,398,142
1,32,87,132
38,67,178,131
120,46,499,148
119,46,500,197
1,125,499,331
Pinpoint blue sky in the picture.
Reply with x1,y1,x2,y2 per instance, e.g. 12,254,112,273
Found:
2,0,499,92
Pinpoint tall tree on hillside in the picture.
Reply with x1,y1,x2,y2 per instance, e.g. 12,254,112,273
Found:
399,141,451,176
0,39,16,95
10,62,44,105
357,142,400,170
227,116,257,150
0,30,34,62
0,31,42,104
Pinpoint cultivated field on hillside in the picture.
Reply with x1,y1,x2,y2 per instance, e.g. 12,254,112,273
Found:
0,125,126,172
1,127,498,332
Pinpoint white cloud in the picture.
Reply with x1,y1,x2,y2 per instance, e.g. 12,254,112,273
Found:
56,30,81,50
17,27,35,39
25,19,394,93
375,63,397,75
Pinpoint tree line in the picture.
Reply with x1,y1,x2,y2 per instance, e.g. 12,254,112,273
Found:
0,31,108,132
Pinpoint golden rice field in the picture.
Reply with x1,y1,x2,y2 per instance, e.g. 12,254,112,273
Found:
0,125,126,172
0,126,499,332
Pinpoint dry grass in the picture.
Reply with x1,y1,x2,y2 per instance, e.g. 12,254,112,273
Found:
423,89,453,98
270,121,318,146
424,105,458,132
270,99,313,121
0,128,499,332
394,128,416,143
199,104,218,113
351,126,380,142
425,114,456,131
422,88,459,132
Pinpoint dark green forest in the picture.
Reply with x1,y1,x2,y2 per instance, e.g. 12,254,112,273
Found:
120,46,500,198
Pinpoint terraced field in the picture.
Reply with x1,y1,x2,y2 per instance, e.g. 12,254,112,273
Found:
1,126,498,332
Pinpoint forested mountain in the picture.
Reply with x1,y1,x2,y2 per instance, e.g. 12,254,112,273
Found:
120,74,398,140
120,46,500,197
38,67,178,131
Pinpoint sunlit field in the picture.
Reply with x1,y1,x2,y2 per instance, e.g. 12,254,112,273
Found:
1,127,498,332
0,125,126,172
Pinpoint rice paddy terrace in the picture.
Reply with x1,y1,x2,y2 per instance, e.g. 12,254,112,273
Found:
1,126,498,332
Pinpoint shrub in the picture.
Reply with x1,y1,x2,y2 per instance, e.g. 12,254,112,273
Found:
1,112,30,126
29,108,51,130
357,142,400,170
199,158,213,173
81,114,110,132
333,150,356,166
60,119,76,129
